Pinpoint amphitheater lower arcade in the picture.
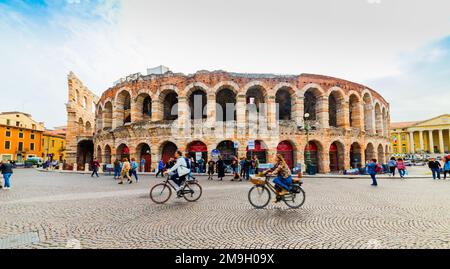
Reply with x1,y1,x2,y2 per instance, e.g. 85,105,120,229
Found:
80,71,391,174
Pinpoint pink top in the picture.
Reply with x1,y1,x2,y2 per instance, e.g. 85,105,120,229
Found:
397,161,406,170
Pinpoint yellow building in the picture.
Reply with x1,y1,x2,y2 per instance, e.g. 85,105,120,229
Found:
391,114,450,155
42,127,67,162
0,112,45,162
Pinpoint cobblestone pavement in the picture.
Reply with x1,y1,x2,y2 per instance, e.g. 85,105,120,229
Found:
0,169,449,249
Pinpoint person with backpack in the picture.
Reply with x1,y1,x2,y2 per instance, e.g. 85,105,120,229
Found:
367,159,379,187
130,158,139,182
397,158,407,179
155,159,165,178
443,157,450,180
388,157,397,177
91,158,100,178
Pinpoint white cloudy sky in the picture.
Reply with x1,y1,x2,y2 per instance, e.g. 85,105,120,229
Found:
1,0,450,128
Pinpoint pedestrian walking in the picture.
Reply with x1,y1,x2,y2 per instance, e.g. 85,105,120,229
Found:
113,159,121,179
91,158,100,178
119,158,132,184
0,160,14,190
367,159,379,186
397,158,407,179
443,157,450,180
428,158,441,180
388,157,397,177
244,157,251,181
207,160,215,180
239,157,245,179
140,158,146,172
231,158,240,181
130,158,139,182
253,156,260,175
216,157,225,181
185,154,196,181
156,159,165,178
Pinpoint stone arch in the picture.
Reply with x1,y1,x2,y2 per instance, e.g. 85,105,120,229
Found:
374,101,383,136
159,141,178,164
246,84,268,123
104,144,112,164
213,81,240,95
159,89,179,121
96,105,103,131
217,140,237,165
103,101,113,130
216,86,237,122
363,92,374,133
304,140,325,173
327,87,346,128
349,93,362,129
303,87,323,122
275,86,295,121
365,142,376,162
242,81,269,96
186,141,208,168
329,140,345,172
116,143,130,161
350,142,363,168
277,140,297,169
76,140,94,170
135,92,152,122
187,87,208,120
378,144,385,164
114,89,132,127
96,145,102,162
136,143,152,172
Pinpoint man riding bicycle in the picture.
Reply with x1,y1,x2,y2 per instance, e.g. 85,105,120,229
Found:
163,151,191,197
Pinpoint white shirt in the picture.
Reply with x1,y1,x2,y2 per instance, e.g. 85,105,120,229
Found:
167,157,190,177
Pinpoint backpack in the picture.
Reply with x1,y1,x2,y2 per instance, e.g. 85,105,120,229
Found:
131,162,138,170
375,164,382,173
184,157,191,169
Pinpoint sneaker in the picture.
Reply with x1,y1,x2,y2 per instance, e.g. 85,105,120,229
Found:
118,182,123,185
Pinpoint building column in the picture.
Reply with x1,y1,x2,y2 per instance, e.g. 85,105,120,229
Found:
419,130,424,152
151,99,162,122
397,132,402,154
341,101,350,129
206,92,216,126
409,131,415,154
294,96,304,127
438,129,445,154
448,129,450,153
317,96,329,129
177,96,188,129
236,94,246,134
429,130,435,153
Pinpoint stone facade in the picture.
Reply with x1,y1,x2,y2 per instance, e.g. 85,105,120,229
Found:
65,72,99,169
82,70,389,174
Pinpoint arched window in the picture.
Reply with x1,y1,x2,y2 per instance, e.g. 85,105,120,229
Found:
188,89,207,120
276,88,292,121
216,88,236,122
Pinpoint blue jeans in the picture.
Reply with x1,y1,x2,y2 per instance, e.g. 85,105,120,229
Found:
170,173,185,187
114,168,121,178
273,175,293,191
431,168,441,179
399,169,406,178
3,173,12,188
370,173,378,185
130,169,138,181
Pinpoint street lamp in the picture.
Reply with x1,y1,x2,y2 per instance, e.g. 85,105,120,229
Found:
304,113,311,174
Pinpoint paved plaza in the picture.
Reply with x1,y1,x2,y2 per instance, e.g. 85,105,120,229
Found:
0,169,449,249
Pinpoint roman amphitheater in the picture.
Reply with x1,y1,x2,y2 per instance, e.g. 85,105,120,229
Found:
65,69,391,174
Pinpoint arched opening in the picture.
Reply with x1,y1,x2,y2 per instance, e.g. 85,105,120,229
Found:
329,141,345,172
216,88,237,122
103,102,113,130
277,141,294,169
161,142,177,165
247,140,268,164
137,143,152,172
217,140,237,165
76,140,94,170
304,141,320,172
365,143,376,163
116,144,130,161
363,93,373,133
78,118,84,134
349,94,361,128
187,141,208,172
104,145,112,164
162,91,178,121
188,88,207,120
375,103,383,136
116,91,132,126
85,121,92,135
97,106,103,131
246,86,267,123
96,145,102,163
378,144,385,164
135,93,152,122
350,143,362,168
328,91,345,128
276,88,293,121
304,88,320,121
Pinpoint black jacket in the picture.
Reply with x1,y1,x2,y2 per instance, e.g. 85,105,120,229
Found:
0,163,13,174
428,161,441,169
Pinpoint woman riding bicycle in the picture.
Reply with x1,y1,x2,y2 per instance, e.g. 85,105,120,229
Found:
262,154,293,198
163,151,190,196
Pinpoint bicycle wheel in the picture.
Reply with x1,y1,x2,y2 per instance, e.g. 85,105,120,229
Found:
248,185,271,209
150,183,172,204
183,183,203,202
283,188,306,209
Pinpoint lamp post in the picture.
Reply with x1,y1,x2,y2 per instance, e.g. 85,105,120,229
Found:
304,113,311,173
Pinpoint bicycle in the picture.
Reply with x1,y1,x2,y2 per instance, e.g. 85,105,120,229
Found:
150,175,203,204
248,175,306,209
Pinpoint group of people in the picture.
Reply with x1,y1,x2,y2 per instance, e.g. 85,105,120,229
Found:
428,157,450,180
387,157,408,179
111,158,139,184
